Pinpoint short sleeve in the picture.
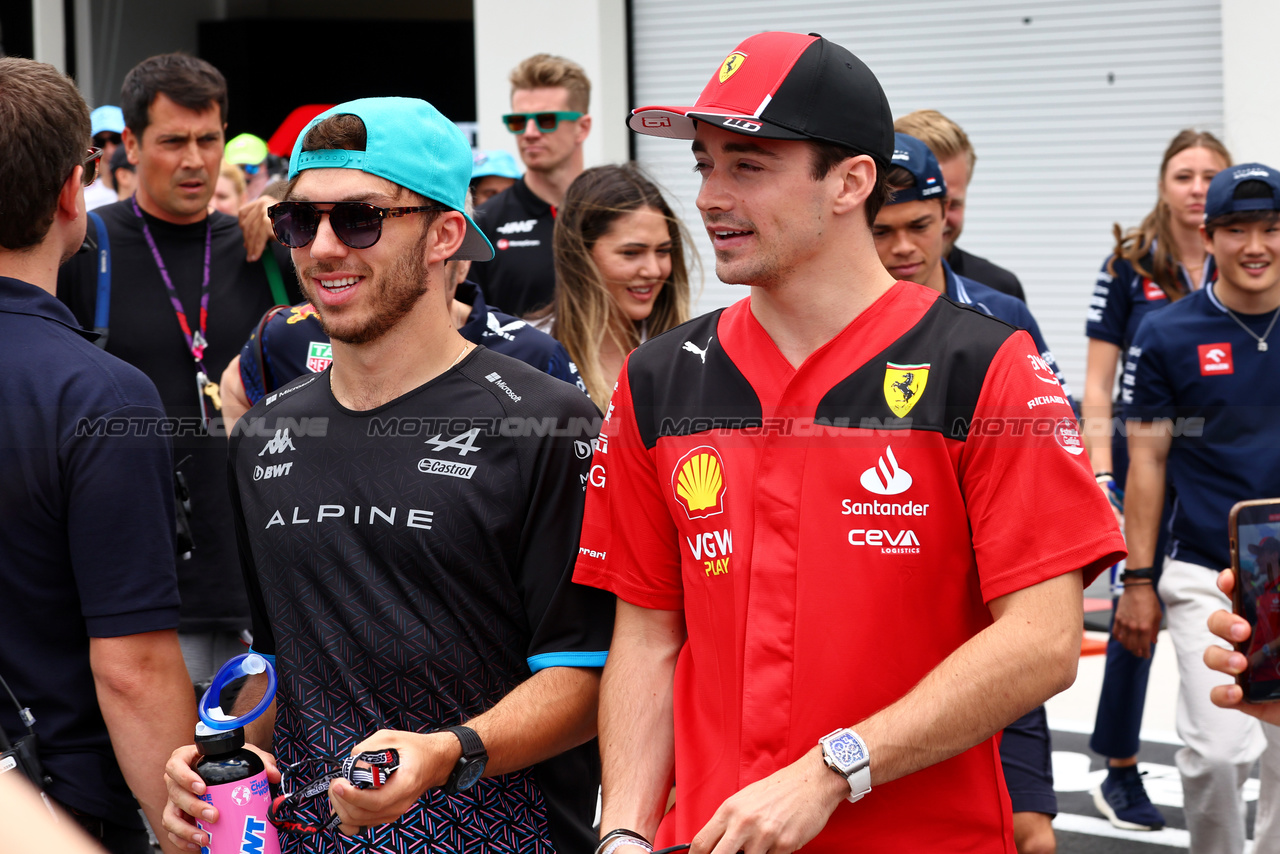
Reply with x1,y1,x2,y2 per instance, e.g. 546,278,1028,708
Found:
66,401,181,637
239,323,267,406
1085,256,1132,347
1123,316,1175,421
960,331,1126,601
572,361,684,610
518,391,615,672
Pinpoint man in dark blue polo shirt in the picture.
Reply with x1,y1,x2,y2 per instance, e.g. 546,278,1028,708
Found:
1124,163,1280,853
0,57,194,854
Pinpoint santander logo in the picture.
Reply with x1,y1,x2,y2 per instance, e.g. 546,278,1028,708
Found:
860,446,912,496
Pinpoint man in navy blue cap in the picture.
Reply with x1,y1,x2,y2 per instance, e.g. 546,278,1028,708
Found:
873,132,1071,854
162,97,611,854
1123,163,1280,853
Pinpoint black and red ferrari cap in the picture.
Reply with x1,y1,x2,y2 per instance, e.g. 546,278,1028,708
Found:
628,32,893,164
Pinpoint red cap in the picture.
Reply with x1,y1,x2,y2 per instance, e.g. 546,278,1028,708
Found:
266,104,336,158
629,32,893,163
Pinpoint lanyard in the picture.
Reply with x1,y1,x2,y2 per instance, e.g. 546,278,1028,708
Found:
131,197,221,426
132,196,213,363
268,749,400,835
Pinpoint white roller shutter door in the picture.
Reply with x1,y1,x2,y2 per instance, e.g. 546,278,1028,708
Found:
630,0,1223,390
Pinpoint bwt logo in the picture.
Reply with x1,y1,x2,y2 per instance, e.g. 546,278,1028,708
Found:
239,816,268,854
253,462,292,481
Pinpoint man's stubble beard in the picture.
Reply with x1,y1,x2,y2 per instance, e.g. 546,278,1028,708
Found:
305,232,432,346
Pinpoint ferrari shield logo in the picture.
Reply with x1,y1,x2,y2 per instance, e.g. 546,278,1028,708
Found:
719,52,747,83
883,362,929,418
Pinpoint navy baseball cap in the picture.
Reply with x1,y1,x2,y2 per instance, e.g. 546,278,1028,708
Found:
887,133,946,204
1205,163,1280,222
290,97,494,261
629,32,893,164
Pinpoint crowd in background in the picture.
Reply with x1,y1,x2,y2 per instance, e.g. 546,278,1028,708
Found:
1,30,1277,854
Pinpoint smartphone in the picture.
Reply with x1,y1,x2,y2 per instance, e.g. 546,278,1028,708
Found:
1229,499,1280,703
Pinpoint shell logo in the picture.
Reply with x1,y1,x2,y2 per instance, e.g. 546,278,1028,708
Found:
671,445,727,520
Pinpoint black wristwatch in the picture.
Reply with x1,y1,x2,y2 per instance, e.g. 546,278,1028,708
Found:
441,725,488,794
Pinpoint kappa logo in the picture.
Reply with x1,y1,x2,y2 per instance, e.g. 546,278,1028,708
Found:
722,118,762,133
883,362,929,418
1199,343,1234,375
719,51,747,83
682,335,713,363
424,428,483,456
258,429,295,456
672,445,727,520
495,218,537,235
485,313,526,341
306,341,332,373
860,446,912,496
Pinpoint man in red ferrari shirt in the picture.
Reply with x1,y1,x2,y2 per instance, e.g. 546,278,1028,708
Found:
572,31,1125,854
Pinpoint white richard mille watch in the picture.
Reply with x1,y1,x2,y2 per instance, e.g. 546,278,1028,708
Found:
819,727,871,803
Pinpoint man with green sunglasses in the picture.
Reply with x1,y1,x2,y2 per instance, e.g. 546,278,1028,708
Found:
471,53,593,317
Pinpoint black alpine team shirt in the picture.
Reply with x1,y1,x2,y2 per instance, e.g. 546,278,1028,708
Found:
229,346,611,854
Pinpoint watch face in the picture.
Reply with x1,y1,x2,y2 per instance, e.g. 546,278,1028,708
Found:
457,759,486,791
828,732,865,770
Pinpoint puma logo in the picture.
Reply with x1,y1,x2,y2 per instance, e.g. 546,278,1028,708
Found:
682,336,714,363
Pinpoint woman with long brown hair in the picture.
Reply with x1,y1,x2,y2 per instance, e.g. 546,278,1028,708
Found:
540,163,693,407
1082,128,1231,832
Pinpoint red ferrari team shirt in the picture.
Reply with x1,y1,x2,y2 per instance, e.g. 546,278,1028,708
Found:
574,282,1124,852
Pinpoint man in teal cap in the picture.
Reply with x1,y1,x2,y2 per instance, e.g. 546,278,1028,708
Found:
161,97,612,854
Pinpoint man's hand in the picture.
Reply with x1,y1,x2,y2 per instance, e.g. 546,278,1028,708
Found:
1204,569,1280,725
328,730,462,835
691,746,848,854
238,196,275,262
1113,584,1162,658
163,742,279,850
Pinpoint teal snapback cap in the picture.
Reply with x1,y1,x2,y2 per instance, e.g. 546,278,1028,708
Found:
290,97,494,261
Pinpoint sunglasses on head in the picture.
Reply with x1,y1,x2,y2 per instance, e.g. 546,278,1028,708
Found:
81,147,105,186
502,111,583,134
267,201,450,249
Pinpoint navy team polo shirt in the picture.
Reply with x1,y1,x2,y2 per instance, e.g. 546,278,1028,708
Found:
0,276,178,822
1125,282,1280,570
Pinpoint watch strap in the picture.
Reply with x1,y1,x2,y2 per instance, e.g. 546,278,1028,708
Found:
446,725,486,759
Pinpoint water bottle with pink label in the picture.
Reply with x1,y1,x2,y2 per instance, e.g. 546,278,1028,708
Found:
194,653,280,854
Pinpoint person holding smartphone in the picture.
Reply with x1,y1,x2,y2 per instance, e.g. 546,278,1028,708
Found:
1122,163,1280,854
